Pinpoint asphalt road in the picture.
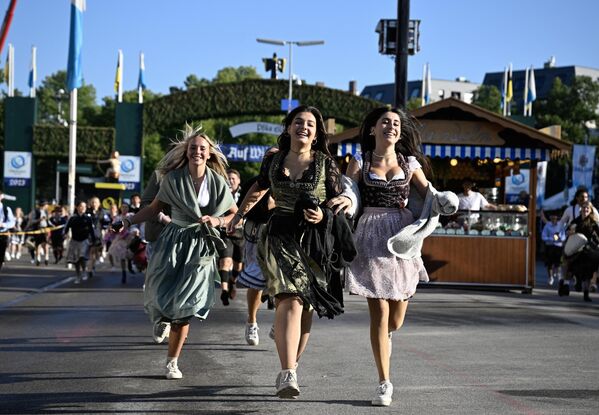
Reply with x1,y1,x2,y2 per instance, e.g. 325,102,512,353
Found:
1,257,598,414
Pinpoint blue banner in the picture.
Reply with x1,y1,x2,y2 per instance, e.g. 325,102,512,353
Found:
220,144,270,162
572,144,596,199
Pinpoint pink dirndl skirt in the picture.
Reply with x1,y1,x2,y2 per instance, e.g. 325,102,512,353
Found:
347,207,429,301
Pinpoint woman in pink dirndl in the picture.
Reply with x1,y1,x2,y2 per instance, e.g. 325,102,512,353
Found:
345,107,431,407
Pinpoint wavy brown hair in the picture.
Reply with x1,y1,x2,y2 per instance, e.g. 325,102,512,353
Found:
276,105,333,158
359,106,432,177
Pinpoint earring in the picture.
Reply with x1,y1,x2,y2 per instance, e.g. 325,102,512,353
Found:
312,139,318,146
369,129,375,136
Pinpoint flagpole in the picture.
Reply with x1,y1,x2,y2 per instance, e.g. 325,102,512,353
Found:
502,66,507,117
67,88,77,214
117,49,123,103
66,0,85,214
138,52,143,104
523,67,529,116
7,42,14,96
420,63,425,106
507,63,512,116
29,45,36,98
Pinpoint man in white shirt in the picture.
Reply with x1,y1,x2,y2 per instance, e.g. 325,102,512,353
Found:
0,190,16,271
457,180,497,211
559,188,598,226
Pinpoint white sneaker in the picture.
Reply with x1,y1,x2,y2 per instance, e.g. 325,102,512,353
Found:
276,369,300,399
372,381,393,406
245,323,259,346
153,321,171,344
388,332,393,357
166,360,182,379
98,256,105,263
269,324,275,340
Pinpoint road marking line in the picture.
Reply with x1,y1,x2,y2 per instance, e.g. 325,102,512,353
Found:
0,276,74,310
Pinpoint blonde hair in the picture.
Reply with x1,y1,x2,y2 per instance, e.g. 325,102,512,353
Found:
156,123,228,178
580,201,599,223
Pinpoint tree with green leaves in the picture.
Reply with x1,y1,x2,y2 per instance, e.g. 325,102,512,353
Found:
472,85,502,114
535,76,599,144
36,70,99,126
184,74,210,89
213,66,261,84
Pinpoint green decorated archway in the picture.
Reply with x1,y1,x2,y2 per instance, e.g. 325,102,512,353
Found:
144,79,381,135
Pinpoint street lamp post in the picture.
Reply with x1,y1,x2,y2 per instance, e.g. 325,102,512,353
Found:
257,38,324,112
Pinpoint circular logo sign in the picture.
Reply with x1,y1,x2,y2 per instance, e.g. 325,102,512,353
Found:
121,159,135,173
10,155,26,169
511,174,525,186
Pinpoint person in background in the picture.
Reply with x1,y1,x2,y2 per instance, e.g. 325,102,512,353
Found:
98,150,121,183
129,194,142,214
0,190,16,271
218,168,245,305
49,207,68,264
457,180,497,211
87,197,110,276
566,200,599,302
541,214,565,286
108,203,134,284
64,200,95,284
8,207,24,261
27,200,50,266
559,188,598,227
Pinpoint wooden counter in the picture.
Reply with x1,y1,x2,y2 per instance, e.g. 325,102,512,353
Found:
421,234,532,288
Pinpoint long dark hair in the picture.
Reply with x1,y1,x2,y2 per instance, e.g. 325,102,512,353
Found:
359,106,432,177
277,105,332,158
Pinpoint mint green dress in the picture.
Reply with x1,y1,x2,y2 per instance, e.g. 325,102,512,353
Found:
143,167,234,324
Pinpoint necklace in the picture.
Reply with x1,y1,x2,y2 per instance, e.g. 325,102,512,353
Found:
191,176,204,186
372,150,395,158
289,148,311,155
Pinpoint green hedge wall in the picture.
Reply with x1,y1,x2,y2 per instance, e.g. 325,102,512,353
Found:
144,79,382,135
33,125,115,158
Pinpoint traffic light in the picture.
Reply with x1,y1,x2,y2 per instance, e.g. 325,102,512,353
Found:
277,58,286,74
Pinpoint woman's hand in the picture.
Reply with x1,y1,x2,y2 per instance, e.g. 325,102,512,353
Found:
227,213,242,234
304,207,323,224
200,215,221,228
157,212,171,225
326,195,352,215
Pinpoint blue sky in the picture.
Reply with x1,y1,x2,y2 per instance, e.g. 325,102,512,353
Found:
4,0,599,102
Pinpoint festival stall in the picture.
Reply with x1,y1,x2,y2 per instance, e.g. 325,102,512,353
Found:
331,98,571,292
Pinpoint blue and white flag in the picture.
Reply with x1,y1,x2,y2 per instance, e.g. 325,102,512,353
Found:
28,46,36,97
66,0,85,91
137,52,146,90
423,63,431,104
526,66,536,115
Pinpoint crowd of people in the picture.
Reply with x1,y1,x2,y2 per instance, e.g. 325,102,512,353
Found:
1,104,597,408
0,192,148,284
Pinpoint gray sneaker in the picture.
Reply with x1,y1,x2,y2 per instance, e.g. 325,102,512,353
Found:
245,323,259,346
276,369,300,399
153,321,171,344
372,381,393,406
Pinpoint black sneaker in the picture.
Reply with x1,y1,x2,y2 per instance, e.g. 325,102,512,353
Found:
220,290,230,306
